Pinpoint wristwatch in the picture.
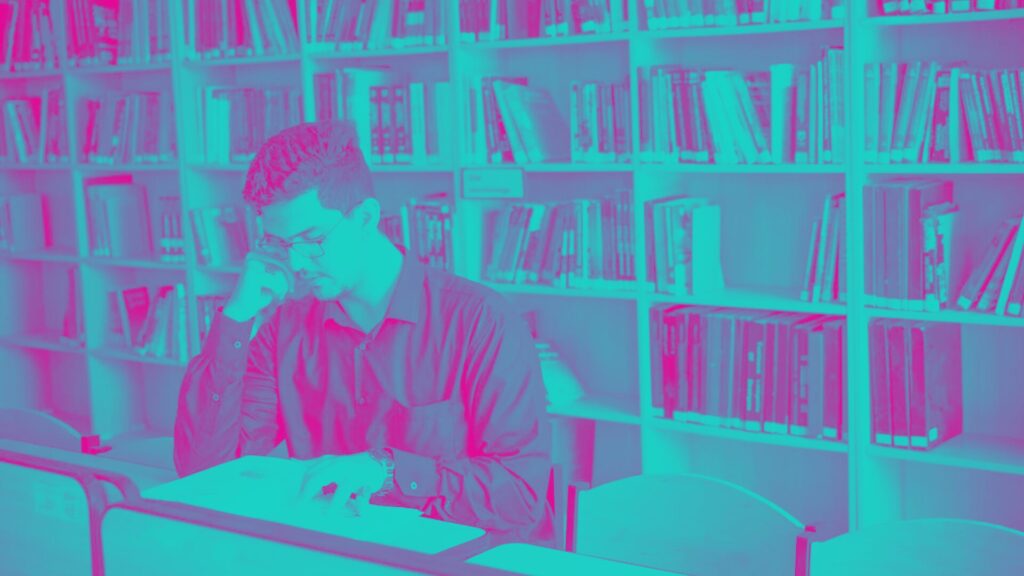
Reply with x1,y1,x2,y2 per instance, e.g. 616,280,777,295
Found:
369,448,396,496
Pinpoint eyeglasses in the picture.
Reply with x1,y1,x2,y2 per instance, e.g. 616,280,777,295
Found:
255,218,344,260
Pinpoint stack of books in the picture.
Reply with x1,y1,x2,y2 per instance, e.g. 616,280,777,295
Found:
78,91,177,164
309,0,448,50
315,68,452,166
194,85,302,165
869,318,961,451
153,195,185,264
483,189,636,288
637,47,846,165
190,204,260,268
801,192,846,304
109,283,188,362
458,0,631,42
380,193,454,271
0,192,45,252
66,0,172,67
183,0,299,60
84,174,153,259
866,63,1024,164
640,0,845,30
569,79,632,164
877,0,1023,16
1,0,60,73
652,305,847,442
1,89,69,164
464,77,570,164
645,194,723,296
865,179,957,312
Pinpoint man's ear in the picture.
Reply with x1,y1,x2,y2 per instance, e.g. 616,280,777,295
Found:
353,198,382,231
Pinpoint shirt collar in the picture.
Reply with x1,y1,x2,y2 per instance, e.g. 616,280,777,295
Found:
322,253,424,330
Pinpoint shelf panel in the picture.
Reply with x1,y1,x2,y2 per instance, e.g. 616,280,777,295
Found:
68,61,173,75
460,32,631,50
90,347,187,368
867,9,1024,27
369,164,454,173
868,434,1024,477
0,333,85,354
0,250,79,263
866,163,1024,175
77,162,179,172
483,281,641,301
84,257,188,271
462,163,633,173
547,396,642,425
866,306,1024,328
0,162,72,171
638,163,845,174
308,44,449,59
649,416,849,454
641,20,845,40
643,286,847,316
182,54,301,68
0,68,61,79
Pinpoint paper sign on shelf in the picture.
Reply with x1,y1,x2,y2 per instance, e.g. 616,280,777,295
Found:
461,167,525,199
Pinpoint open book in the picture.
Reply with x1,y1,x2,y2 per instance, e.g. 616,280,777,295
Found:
142,455,484,554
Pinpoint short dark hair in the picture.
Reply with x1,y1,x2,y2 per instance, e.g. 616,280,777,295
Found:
242,120,374,215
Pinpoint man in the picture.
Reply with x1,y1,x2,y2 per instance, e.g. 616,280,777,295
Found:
173,119,553,544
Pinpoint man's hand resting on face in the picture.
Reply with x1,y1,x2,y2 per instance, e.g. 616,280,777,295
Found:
295,452,388,517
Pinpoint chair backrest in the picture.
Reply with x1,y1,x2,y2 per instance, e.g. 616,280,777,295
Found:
0,407,82,451
0,439,176,576
572,473,807,576
809,518,1024,576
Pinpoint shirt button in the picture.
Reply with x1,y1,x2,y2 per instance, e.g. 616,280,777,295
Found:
233,341,242,349
212,393,220,401
410,481,418,490
357,342,367,351
357,396,366,405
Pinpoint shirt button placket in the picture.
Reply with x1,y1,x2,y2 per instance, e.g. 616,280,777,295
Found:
355,341,367,406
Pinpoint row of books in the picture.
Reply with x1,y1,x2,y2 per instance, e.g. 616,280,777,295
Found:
83,174,182,261
465,77,570,164
878,0,1024,15
0,192,44,251
309,0,448,50
645,194,723,296
194,85,302,165
869,318,960,451
66,0,172,67
865,179,957,312
458,0,631,42
79,91,177,165
109,283,188,362
652,306,847,442
640,0,846,30
191,204,258,267
61,266,84,346
801,192,846,304
483,190,636,287
570,80,632,164
637,48,846,165
865,63,1024,164
315,69,453,165
379,192,453,270
0,0,60,73
0,89,69,164
183,0,300,60
959,211,1024,316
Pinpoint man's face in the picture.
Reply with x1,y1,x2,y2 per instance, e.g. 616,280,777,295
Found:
258,189,375,301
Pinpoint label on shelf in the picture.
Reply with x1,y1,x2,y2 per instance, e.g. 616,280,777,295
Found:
461,168,525,199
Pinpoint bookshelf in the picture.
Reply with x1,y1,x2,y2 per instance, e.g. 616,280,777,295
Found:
2,0,1023,542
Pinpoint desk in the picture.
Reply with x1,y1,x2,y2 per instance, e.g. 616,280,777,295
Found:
468,543,686,576
138,455,485,554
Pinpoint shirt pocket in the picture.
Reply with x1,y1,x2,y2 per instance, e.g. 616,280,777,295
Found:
385,396,466,459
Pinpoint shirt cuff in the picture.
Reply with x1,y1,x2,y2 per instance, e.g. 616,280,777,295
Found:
389,447,441,498
207,311,255,388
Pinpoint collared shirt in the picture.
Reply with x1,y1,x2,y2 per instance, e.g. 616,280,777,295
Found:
173,256,553,543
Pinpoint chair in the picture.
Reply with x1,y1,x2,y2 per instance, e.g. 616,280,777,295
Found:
806,518,1024,576
567,473,811,575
